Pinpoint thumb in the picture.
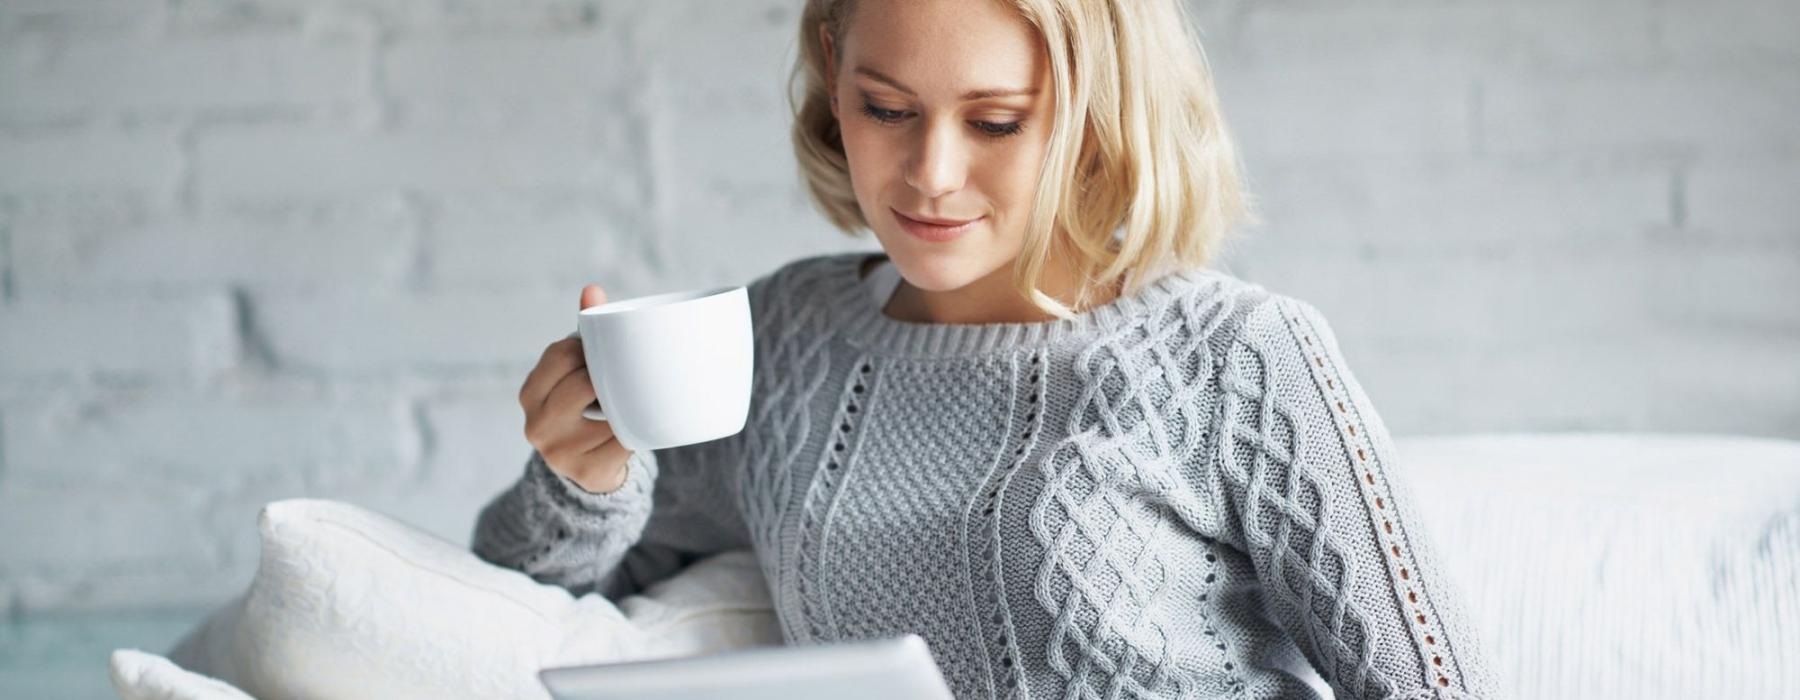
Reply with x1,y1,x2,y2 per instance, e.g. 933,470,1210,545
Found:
579,284,608,311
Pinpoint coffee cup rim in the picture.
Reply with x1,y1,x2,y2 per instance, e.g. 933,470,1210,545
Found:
579,285,743,317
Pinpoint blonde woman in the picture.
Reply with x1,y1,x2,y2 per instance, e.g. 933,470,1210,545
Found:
477,0,1499,697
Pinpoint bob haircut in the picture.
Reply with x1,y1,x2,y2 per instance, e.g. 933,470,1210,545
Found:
789,0,1258,319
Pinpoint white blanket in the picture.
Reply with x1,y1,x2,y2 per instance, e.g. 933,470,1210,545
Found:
111,433,1800,700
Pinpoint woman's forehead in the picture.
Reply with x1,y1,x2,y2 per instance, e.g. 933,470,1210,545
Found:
839,0,1045,97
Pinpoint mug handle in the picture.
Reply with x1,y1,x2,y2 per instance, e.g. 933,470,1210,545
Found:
569,329,609,422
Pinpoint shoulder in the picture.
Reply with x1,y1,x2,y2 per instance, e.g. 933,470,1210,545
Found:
1137,267,1323,345
742,250,870,314
1229,287,1338,357
1179,274,1362,408
1137,267,1346,375
749,250,869,292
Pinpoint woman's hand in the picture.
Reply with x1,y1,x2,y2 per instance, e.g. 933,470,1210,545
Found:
518,284,631,494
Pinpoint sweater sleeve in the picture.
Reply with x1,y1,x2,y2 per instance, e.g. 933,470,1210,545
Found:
1209,295,1499,699
470,445,657,598
471,428,753,601
471,268,782,602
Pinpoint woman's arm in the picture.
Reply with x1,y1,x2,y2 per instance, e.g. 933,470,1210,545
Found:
471,267,783,601
472,432,751,601
1209,294,1499,699
470,446,657,598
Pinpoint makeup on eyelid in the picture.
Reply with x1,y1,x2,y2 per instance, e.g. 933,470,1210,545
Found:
858,99,1026,138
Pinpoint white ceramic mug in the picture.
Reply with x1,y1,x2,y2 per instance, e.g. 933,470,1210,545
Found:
575,285,753,452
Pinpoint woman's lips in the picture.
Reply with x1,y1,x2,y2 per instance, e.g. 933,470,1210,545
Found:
894,208,983,243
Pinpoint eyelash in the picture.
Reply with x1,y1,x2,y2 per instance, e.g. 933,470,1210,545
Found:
858,100,1026,139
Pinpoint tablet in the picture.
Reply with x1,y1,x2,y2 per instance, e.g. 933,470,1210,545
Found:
537,634,956,700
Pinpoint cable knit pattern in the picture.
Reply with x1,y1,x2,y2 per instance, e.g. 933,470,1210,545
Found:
472,251,1498,699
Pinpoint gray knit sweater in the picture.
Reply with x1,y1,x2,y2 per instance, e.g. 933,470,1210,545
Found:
473,251,1498,700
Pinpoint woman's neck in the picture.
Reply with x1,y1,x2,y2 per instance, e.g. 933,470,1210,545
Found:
881,242,1123,325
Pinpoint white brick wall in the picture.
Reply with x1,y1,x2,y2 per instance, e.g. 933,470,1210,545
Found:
0,0,1794,616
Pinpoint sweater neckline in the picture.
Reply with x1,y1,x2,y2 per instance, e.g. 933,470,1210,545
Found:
823,251,1212,359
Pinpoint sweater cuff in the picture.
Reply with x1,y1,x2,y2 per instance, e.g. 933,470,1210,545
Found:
527,448,655,514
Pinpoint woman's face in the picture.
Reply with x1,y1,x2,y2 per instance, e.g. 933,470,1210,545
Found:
825,0,1054,295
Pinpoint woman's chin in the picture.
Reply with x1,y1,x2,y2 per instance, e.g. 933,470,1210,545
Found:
876,223,1019,290
887,258,996,296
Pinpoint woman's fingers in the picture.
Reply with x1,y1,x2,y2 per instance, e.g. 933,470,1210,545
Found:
521,281,629,491
545,368,605,429
519,336,584,412
580,284,608,311
525,367,616,452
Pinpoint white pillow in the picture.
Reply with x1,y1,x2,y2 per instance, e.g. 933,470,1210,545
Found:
110,649,254,700
133,498,779,700
1399,433,1800,700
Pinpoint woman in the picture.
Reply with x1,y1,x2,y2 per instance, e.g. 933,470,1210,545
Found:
476,0,1498,698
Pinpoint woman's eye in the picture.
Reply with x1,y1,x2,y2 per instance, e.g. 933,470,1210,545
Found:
858,100,1026,139
859,102,907,124
974,121,1025,138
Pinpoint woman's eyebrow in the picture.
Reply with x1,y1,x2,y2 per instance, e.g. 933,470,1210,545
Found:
854,66,1037,101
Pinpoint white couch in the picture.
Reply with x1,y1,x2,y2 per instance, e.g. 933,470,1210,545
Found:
107,433,1800,700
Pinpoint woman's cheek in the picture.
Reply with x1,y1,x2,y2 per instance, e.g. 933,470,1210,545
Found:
844,129,893,203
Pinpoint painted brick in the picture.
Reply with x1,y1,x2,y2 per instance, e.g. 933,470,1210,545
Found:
419,192,646,291
1482,67,1800,157
0,33,368,120
1,392,419,489
194,112,640,198
0,295,237,379
11,195,417,294
385,34,628,104
0,126,181,193
249,288,573,375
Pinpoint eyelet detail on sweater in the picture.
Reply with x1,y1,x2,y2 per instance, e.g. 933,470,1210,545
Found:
962,351,1047,698
1290,305,1458,692
1197,540,1240,685
798,356,877,641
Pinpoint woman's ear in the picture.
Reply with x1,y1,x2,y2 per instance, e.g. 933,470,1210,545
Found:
819,23,839,119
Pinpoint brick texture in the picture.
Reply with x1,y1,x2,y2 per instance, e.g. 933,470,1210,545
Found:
0,0,1794,615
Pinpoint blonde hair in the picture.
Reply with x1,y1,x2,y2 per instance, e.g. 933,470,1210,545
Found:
789,0,1258,319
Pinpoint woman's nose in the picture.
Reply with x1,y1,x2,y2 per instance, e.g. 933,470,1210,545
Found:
903,119,968,199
